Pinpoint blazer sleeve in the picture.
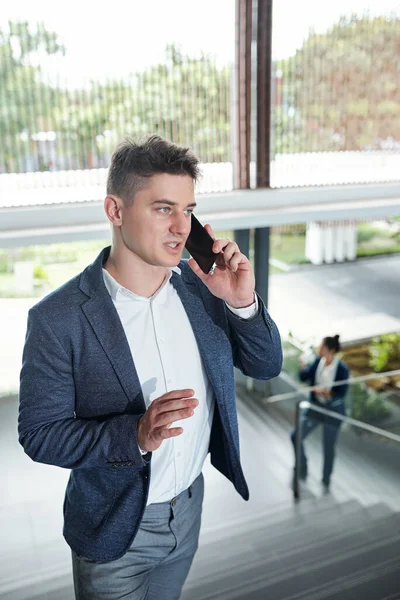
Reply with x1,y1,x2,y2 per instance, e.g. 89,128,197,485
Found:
298,358,319,383
18,307,147,470
226,294,282,380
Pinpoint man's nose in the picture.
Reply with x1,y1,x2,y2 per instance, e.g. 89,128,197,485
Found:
170,212,190,235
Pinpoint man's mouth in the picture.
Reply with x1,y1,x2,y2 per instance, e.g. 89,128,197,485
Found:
164,241,183,254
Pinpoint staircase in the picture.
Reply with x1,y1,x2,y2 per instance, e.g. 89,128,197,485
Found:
181,392,400,600
2,391,399,600
182,497,400,600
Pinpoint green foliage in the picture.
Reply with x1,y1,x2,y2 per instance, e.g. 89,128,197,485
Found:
281,340,303,380
277,15,400,152
270,232,307,265
3,240,106,266
0,20,65,172
0,251,8,274
357,224,382,244
349,382,390,423
357,245,400,258
0,26,231,171
2,15,400,170
369,333,400,372
33,264,48,280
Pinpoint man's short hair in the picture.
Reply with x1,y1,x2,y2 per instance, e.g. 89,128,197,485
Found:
106,135,201,205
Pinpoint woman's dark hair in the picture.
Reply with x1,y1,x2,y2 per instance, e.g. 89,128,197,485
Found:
323,335,341,353
106,135,201,205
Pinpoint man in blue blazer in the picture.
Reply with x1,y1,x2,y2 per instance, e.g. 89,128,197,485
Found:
19,135,282,600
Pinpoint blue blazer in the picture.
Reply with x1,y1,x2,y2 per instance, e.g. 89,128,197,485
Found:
18,247,282,562
299,357,349,423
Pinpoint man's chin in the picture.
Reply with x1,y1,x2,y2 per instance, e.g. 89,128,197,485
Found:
157,253,183,268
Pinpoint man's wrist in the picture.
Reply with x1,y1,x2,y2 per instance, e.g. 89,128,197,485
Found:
226,293,255,309
226,294,258,320
137,417,147,455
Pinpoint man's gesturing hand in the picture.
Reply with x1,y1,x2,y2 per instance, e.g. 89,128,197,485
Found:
137,389,198,453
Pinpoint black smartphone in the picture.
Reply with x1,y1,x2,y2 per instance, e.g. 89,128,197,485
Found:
185,214,219,274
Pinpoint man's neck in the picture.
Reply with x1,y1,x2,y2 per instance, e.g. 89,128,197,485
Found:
104,247,169,298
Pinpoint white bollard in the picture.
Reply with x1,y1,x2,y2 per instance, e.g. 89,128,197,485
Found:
14,261,34,295
323,225,335,264
344,225,357,261
305,222,324,265
334,225,346,262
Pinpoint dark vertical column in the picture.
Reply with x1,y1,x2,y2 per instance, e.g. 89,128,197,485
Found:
254,0,273,307
234,229,250,258
234,0,252,258
254,227,270,305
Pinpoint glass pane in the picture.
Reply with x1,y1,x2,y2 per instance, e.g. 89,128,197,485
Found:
271,2,400,187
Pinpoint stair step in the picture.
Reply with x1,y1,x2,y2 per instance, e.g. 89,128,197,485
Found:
319,557,400,600
198,499,389,556
183,510,400,600
190,507,399,585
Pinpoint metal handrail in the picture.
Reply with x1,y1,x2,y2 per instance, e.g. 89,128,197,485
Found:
264,368,400,405
293,400,400,500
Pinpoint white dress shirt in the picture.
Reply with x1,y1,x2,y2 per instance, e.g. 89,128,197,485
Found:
315,356,339,404
103,267,257,504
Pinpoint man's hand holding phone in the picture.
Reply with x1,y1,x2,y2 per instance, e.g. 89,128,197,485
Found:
187,222,256,309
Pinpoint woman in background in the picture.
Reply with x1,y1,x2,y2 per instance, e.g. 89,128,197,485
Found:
291,335,349,489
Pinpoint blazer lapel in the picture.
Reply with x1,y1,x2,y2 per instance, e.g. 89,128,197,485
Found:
82,290,146,411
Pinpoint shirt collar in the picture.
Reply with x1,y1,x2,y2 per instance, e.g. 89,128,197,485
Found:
319,356,339,371
102,266,181,302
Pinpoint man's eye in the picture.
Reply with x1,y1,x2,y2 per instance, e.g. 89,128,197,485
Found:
158,207,170,214
184,209,194,216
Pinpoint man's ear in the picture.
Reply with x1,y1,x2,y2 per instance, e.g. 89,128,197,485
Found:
104,195,124,225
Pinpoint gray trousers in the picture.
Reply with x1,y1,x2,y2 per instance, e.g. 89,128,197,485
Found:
72,473,204,600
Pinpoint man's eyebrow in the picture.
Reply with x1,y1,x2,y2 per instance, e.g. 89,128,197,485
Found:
151,199,197,208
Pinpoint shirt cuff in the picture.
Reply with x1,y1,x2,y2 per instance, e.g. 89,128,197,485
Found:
226,294,258,320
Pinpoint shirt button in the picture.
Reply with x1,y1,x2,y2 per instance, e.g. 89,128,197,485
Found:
177,451,182,458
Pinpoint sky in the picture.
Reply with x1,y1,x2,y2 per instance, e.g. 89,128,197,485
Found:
2,0,399,86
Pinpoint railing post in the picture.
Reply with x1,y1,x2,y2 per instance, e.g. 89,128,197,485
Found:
293,400,303,500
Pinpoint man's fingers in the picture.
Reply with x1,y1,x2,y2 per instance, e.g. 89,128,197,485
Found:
153,389,195,404
204,223,215,239
219,241,239,261
212,238,233,254
154,397,198,412
139,389,198,451
227,252,244,272
156,406,196,428
158,427,183,439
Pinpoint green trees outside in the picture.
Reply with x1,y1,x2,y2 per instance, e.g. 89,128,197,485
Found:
0,21,65,171
0,25,232,171
1,14,399,172
277,15,400,152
